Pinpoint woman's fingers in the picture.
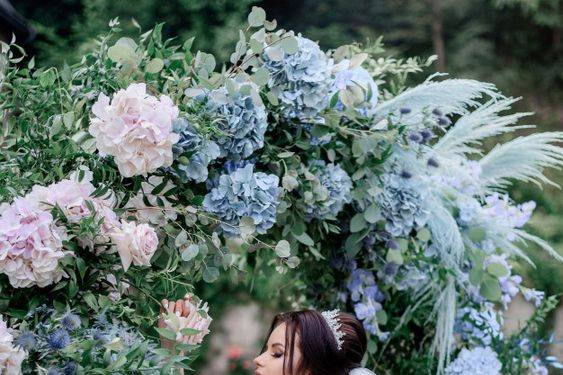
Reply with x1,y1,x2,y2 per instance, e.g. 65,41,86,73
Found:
167,301,176,314
175,299,184,316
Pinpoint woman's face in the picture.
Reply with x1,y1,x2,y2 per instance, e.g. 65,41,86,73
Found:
253,323,303,375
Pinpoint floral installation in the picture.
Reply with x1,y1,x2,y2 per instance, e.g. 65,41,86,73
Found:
0,6,562,373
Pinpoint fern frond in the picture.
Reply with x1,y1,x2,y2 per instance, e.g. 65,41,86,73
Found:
371,78,503,125
433,97,533,157
479,132,563,189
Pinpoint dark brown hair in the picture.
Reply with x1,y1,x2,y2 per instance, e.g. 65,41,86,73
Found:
261,310,367,375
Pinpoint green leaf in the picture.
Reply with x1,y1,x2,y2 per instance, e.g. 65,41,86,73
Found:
145,58,164,73
203,267,220,283
181,244,199,262
155,327,176,341
294,232,314,247
386,249,404,265
248,6,266,27
416,228,431,242
364,205,382,224
252,67,269,86
469,267,484,286
275,240,291,258
468,227,486,243
350,214,367,233
376,309,388,325
487,262,509,278
480,275,502,301
280,36,299,54
180,327,201,336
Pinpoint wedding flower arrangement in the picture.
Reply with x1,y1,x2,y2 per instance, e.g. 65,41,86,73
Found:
0,7,562,374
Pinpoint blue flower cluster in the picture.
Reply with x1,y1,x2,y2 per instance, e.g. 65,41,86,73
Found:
304,161,352,220
203,164,280,237
378,170,430,237
205,86,268,161
445,346,502,375
455,303,503,346
263,36,332,119
172,118,220,183
346,266,388,340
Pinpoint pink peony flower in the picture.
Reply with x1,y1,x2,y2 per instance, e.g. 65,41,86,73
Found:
0,316,26,375
161,296,212,345
0,197,67,288
110,220,158,272
89,83,180,177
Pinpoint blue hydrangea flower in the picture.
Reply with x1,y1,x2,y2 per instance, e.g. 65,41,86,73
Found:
378,170,430,237
171,118,220,183
445,346,501,375
304,161,352,220
455,303,503,346
205,85,268,161
47,328,71,350
203,164,280,237
263,36,332,119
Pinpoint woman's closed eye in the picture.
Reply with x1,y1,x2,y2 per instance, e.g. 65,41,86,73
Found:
271,352,283,358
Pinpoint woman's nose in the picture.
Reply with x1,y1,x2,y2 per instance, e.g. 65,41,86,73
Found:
253,352,265,367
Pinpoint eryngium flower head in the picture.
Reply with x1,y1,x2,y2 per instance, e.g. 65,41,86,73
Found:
60,312,81,331
203,164,280,237
378,171,430,237
445,346,501,375
263,36,332,119
171,118,220,183
13,330,36,351
47,329,71,350
205,84,268,160
304,161,352,220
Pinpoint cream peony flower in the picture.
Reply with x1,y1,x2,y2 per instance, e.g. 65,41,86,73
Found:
89,83,180,177
110,220,158,272
0,316,26,375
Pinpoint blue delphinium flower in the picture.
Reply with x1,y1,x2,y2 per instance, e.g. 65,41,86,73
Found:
60,312,81,331
171,118,220,183
14,330,37,351
455,303,503,346
347,267,388,340
445,346,502,375
263,36,332,120
203,164,280,237
47,328,71,350
205,85,268,161
304,161,352,220
378,170,430,237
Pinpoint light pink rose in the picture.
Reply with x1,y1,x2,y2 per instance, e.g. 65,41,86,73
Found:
110,220,158,271
89,83,180,177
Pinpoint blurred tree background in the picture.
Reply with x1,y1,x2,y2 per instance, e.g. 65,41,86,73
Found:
8,0,563,369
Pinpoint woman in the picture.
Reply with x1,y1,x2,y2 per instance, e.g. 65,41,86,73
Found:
254,309,375,375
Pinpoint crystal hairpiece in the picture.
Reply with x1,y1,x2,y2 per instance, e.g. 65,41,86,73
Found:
321,309,344,350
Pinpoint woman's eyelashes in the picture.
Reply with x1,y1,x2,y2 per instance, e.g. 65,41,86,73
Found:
272,352,283,358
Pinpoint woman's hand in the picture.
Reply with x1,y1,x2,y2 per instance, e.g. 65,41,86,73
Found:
158,294,194,374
